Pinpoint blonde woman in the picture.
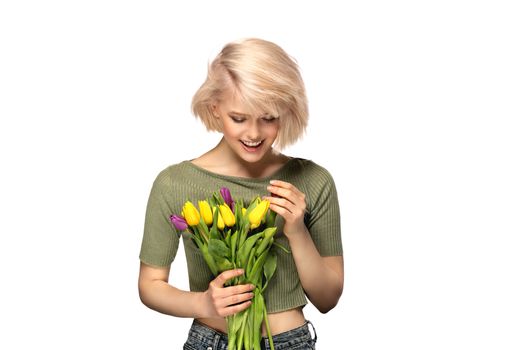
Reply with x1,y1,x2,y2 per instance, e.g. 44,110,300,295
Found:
139,38,344,349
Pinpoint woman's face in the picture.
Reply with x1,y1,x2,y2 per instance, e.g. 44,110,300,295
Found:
213,92,280,164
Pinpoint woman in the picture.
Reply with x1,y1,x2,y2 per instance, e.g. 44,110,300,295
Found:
139,38,344,349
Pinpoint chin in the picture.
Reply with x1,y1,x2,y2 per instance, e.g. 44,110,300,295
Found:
238,153,265,164
236,148,271,163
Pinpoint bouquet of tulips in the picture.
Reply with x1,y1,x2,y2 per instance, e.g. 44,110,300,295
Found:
170,187,284,350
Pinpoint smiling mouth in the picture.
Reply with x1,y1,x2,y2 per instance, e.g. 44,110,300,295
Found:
241,140,263,149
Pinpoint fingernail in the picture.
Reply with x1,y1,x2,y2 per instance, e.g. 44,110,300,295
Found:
269,180,276,184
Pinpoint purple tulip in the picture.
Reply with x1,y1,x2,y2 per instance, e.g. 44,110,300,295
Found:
220,187,234,209
170,214,188,231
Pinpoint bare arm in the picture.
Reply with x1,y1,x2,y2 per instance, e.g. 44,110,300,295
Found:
286,231,344,313
138,263,255,318
266,180,344,313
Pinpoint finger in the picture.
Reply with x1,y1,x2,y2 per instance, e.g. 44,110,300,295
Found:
210,269,244,288
220,290,254,308
266,190,306,209
265,195,292,208
222,300,252,317
265,197,296,215
269,202,293,217
269,179,296,189
268,181,304,200
225,283,255,295
267,185,294,202
214,284,255,310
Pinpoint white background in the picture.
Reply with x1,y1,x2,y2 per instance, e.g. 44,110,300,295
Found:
1,1,524,349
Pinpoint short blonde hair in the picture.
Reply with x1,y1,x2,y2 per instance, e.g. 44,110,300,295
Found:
191,38,308,149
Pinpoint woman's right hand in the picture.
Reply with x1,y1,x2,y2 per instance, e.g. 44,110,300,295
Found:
201,269,255,318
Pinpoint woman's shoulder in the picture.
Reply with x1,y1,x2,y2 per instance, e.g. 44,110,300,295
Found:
286,158,335,182
151,160,193,186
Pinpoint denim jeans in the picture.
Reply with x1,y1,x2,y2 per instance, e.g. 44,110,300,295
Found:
183,319,317,350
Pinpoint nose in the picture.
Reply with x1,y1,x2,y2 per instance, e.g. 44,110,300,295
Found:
245,119,260,140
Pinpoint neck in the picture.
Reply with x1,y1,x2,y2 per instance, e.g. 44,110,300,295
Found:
200,139,287,179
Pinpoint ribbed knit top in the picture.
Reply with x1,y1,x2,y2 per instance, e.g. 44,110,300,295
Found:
139,158,342,313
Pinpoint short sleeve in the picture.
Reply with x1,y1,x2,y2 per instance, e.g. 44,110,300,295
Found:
303,163,343,257
139,167,180,267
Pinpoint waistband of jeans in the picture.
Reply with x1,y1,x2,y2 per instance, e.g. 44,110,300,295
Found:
190,319,316,343
188,320,228,342
263,320,316,342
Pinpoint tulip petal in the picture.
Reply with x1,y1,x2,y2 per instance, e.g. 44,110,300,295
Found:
220,187,234,209
170,214,188,231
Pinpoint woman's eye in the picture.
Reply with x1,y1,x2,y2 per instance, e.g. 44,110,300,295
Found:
262,117,277,123
230,116,245,123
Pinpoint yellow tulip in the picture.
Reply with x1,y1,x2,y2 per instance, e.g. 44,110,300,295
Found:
182,201,200,226
218,212,225,230
218,204,236,227
242,208,247,216
249,199,270,229
213,207,225,230
199,200,213,226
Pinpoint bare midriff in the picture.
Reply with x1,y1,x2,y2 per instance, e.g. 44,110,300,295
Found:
196,307,305,336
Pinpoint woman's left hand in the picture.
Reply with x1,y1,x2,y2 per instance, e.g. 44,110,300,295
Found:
265,180,307,237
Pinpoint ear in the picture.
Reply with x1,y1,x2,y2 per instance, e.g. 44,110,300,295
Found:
211,104,219,118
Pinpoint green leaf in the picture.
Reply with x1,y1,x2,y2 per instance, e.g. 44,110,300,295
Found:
224,228,232,247
246,248,257,276
230,230,239,262
211,192,223,206
209,224,220,240
265,209,277,227
232,311,243,334
237,221,250,249
255,227,276,256
208,238,230,260
234,199,244,228
237,310,249,350
210,207,220,240
272,241,290,254
237,231,264,267
197,219,210,243
248,249,269,285
244,306,252,350
217,258,234,274
253,291,264,350
263,251,277,290
227,315,237,350
199,245,219,276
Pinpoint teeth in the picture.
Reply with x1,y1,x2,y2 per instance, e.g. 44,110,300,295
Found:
242,140,262,147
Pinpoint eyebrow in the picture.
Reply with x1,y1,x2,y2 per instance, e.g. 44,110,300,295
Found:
229,111,279,119
228,111,250,117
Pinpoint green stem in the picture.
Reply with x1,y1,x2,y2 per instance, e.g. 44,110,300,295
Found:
227,315,236,350
263,301,274,350
237,310,249,350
